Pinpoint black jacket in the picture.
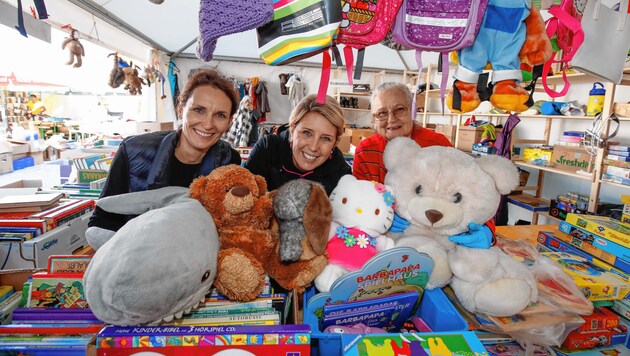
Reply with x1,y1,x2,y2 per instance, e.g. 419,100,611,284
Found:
89,130,241,231
244,127,351,195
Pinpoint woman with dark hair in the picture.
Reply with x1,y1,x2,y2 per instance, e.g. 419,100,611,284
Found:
86,69,241,249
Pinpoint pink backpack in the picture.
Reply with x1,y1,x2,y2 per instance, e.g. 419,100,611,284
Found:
391,0,488,114
335,0,403,83
541,0,586,97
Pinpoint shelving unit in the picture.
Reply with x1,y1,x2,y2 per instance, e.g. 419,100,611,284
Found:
414,64,630,224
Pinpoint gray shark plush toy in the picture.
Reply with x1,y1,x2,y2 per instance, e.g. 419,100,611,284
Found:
83,186,219,326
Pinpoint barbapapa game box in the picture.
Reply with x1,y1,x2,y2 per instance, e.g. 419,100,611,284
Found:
339,331,487,355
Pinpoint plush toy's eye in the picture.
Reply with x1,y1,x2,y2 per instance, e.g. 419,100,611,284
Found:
453,192,462,203
201,270,211,283
415,185,422,195
375,208,380,215
342,197,347,204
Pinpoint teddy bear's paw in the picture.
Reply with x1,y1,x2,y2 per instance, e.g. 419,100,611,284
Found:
490,80,530,113
446,81,481,113
314,263,348,293
474,278,535,316
215,250,266,301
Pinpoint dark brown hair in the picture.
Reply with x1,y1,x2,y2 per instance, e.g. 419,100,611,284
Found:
176,69,238,119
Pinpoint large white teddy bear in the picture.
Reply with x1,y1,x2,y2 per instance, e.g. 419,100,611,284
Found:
314,175,396,292
383,137,538,316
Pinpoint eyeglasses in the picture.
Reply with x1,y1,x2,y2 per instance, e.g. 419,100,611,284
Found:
372,106,409,121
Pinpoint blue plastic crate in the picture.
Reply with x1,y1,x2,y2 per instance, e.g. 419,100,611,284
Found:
303,286,468,356
12,156,35,171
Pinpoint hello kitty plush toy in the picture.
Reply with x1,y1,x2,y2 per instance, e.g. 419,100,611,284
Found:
314,175,396,292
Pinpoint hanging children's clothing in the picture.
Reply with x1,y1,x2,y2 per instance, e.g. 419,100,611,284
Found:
255,81,271,114
224,106,253,148
285,74,306,108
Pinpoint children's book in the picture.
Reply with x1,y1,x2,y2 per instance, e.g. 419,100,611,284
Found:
47,255,92,274
339,331,487,356
27,273,87,309
0,193,63,210
95,324,311,355
321,290,419,332
305,247,433,329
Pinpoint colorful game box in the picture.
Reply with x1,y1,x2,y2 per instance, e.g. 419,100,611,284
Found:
541,252,630,302
565,213,630,249
558,221,630,262
28,273,87,309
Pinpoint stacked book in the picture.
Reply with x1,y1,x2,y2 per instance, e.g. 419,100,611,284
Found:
159,291,290,327
601,143,630,185
533,214,630,353
556,131,584,147
0,255,102,354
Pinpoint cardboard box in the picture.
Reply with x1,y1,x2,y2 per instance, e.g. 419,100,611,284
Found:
613,102,630,118
0,214,90,269
435,124,455,144
551,145,593,172
337,133,351,154
136,121,174,134
0,152,12,175
344,128,374,147
8,140,30,155
522,146,554,164
0,179,42,189
456,125,502,152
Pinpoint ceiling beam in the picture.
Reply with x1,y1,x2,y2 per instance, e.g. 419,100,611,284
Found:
176,53,406,75
67,0,171,54
172,37,198,59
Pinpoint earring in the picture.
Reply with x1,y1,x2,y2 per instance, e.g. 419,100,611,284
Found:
329,151,333,160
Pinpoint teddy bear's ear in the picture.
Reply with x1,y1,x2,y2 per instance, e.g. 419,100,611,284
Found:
254,175,268,196
189,176,208,201
383,137,421,171
475,156,520,195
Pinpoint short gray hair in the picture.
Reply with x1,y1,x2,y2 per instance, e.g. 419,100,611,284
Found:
371,82,413,106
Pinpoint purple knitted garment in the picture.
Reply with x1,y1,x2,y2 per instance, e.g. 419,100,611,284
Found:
196,0,274,62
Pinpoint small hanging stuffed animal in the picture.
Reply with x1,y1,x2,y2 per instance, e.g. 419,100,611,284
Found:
122,64,146,95
108,53,127,89
61,29,85,68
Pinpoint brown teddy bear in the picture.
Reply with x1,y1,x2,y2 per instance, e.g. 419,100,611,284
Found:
61,30,85,68
190,165,330,301
122,65,145,95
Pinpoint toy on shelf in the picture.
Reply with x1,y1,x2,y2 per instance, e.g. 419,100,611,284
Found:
447,1,552,113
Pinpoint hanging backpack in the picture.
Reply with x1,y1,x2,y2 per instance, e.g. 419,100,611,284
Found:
256,0,342,103
335,0,404,84
391,0,489,115
540,0,586,98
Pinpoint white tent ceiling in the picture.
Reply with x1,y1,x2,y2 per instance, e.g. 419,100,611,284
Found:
69,0,421,72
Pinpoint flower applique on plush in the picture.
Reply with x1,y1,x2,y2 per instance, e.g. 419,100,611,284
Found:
446,0,552,113
314,176,396,292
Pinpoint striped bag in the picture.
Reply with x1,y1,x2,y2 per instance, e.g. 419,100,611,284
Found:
257,0,342,103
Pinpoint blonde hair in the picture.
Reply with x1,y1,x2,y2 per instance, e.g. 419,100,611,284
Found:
289,94,345,138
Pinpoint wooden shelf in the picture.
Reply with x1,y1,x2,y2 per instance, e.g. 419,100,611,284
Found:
514,161,594,181
341,107,370,112
600,179,630,189
536,211,563,222
338,92,371,97
507,193,550,212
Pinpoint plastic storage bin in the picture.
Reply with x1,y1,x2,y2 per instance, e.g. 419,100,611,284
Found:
12,156,35,171
303,286,468,356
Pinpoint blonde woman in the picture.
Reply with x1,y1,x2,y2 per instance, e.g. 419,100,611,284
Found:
245,94,351,195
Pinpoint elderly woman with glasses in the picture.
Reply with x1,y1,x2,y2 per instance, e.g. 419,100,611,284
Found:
245,94,351,195
353,82,452,183
353,82,496,249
